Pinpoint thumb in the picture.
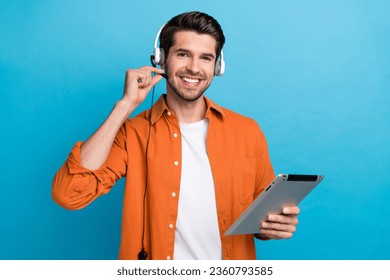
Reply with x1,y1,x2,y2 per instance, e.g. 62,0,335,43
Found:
143,73,164,92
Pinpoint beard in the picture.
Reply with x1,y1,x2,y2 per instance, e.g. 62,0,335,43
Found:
166,68,212,102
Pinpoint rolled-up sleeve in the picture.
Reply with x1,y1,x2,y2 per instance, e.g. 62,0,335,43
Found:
52,124,127,210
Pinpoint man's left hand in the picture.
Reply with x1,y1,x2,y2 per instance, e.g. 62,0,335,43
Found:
259,206,300,240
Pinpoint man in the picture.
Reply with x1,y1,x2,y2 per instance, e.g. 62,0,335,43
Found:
52,11,299,260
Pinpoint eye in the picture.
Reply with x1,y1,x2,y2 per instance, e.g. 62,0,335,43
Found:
201,56,213,62
177,52,189,58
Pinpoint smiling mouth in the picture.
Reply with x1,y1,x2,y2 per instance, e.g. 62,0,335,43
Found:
181,76,202,87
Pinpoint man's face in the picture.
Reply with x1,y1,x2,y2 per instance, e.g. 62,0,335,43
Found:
164,31,217,102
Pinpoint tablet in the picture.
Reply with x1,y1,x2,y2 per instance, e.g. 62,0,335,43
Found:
224,174,324,236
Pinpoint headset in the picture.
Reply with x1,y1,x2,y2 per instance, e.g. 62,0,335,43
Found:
150,24,225,76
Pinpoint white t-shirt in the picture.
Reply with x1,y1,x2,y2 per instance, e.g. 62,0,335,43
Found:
173,119,222,260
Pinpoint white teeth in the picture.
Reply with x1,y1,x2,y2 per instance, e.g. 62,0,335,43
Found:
182,77,199,84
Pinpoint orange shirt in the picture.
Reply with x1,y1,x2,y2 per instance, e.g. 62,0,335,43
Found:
52,95,275,260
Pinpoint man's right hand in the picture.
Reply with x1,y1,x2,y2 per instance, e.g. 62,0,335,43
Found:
79,66,165,170
122,66,165,108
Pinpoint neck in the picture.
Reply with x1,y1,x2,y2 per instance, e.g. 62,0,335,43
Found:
165,93,207,123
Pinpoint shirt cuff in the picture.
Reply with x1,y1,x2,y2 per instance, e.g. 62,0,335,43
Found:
66,141,110,183
66,141,90,174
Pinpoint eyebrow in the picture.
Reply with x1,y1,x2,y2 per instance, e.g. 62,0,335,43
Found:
174,48,215,60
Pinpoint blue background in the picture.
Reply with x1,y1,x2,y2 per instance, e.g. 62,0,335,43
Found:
1,0,389,260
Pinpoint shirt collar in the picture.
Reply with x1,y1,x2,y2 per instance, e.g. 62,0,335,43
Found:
150,94,226,124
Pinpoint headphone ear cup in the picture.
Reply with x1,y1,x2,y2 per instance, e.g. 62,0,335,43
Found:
153,48,165,66
214,58,225,76
153,48,161,65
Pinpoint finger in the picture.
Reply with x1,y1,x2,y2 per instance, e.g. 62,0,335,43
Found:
142,73,163,92
260,229,293,240
282,206,300,215
136,70,152,86
267,214,299,225
151,72,164,85
126,69,147,85
127,67,159,82
261,222,296,233
139,66,165,75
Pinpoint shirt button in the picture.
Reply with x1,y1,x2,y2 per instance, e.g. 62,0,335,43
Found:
167,111,172,116
171,192,176,197
167,256,171,260
174,161,179,166
169,224,174,229
173,132,178,138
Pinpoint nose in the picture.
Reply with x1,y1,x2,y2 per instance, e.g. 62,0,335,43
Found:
186,57,200,75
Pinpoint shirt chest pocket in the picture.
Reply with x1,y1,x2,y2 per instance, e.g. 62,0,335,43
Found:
233,158,256,205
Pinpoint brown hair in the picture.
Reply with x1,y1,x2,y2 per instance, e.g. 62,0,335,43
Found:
160,11,225,60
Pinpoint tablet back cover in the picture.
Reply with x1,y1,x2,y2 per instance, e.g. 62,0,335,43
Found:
224,174,323,236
